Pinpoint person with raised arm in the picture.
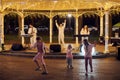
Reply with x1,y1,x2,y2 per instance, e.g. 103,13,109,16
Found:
55,19,66,44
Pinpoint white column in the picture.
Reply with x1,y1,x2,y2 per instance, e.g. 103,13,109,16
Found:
104,11,109,53
0,13,4,51
75,14,79,45
50,13,52,43
100,13,104,36
21,15,25,46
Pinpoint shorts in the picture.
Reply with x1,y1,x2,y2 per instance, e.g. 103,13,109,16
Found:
33,52,43,59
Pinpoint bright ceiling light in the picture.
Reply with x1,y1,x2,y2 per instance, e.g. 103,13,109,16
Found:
68,14,72,17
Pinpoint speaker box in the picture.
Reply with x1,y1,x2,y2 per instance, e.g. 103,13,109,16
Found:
117,47,120,60
11,43,24,51
50,44,61,52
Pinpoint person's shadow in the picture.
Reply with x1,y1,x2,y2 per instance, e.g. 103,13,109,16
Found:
65,68,74,80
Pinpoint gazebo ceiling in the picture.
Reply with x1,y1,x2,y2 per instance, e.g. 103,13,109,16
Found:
0,0,120,11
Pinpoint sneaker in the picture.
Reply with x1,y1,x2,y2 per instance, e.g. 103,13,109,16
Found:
70,66,74,69
91,69,93,72
35,67,42,71
41,71,48,75
85,73,88,76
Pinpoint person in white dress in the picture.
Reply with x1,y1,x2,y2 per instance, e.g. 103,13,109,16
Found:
80,25,90,42
55,20,66,44
28,24,37,46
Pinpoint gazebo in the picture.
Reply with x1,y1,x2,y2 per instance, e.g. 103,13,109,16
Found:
0,0,120,53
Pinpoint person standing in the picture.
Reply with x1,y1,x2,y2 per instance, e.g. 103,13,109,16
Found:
80,25,90,42
55,20,66,44
28,24,37,46
31,37,48,75
79,25,90,52
66,44,74,69
83,39,94,76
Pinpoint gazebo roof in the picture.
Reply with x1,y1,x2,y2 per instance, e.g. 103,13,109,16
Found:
0,0,120,11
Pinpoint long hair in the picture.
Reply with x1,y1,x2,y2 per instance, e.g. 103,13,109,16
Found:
83,25,89,33
83,39,89,51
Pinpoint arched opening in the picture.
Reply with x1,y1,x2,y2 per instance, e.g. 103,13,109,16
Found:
81,13,100,42
112,12,120,37
53,14,75,43
4,13,20,44
25,14,49,43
